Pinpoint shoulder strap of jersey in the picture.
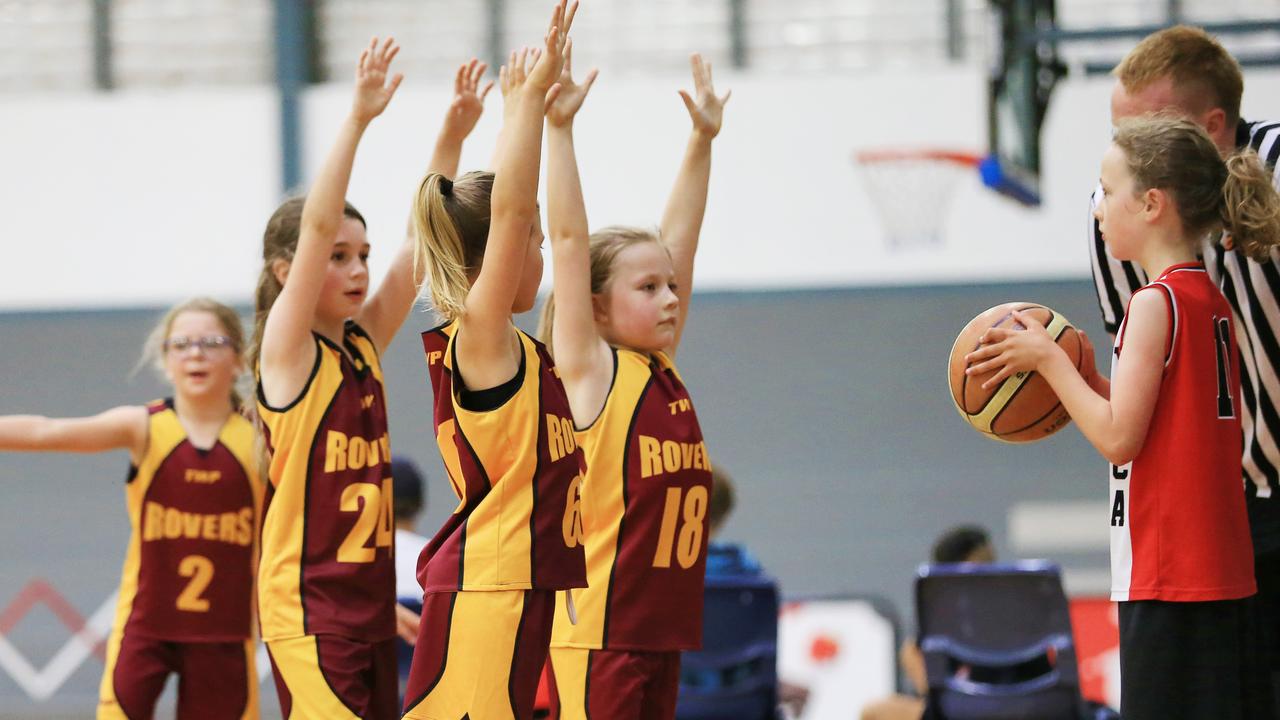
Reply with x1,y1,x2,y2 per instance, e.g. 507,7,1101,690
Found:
1118,283,1175,365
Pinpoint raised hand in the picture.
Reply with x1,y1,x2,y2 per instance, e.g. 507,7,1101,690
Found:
352,37,404,124
546,44,598,128
527,0,578,92
678,53,730,139
440,58,494,144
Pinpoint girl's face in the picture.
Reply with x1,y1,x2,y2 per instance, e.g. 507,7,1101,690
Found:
163,311,242,402
594,241,680,353
512,210,546,315
1094,144,1147,262
316,217,371,323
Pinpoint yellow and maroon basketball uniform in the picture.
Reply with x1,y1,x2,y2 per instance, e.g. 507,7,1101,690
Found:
549,348,712,720
98,398,262,720
403,321,587,720
256,321,399,720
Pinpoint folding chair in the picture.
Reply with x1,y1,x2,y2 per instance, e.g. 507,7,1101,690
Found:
676,574,780,720
916,560,1114,720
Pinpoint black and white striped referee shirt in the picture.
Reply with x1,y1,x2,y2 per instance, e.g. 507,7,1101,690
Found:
1089,118,1280,553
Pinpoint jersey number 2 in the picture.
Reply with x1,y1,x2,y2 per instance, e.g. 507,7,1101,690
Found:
652,486,708,569
176,555,214,612
338,479,394,563
1213,316,1236,419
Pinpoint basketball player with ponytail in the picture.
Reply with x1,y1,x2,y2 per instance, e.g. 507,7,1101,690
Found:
968,116,1280,719
402,4,588,718
0,299,262,720
537,52,729,718
252,40,489,719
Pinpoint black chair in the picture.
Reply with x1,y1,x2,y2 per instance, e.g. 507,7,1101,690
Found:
916,560,1114,720
676,574,779,720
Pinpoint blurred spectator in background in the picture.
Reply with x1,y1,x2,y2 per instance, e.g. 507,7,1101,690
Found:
392,455,430,602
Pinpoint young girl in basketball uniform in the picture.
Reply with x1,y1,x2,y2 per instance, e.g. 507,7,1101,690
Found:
401,4,588,718
967,116,1280,720
537,53,729,719
252,38,442,719
0,298,262,720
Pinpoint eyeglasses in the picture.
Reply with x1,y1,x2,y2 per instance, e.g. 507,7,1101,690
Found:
163,335,235,354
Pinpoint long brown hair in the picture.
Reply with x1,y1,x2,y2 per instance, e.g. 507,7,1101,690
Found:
1113,116,1280,261
138,297,247,407
412,170,495,320
537,226,664,357
247,197,366,374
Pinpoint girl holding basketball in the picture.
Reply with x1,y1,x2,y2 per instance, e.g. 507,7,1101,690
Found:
254,39,491,719
967,116,1280,720
0,298,263,720
537,50,729,718
402,4,587,718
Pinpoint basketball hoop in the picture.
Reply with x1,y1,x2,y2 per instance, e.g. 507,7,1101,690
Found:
854,149,982,250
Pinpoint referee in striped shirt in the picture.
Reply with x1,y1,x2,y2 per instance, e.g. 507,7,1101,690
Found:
1089,26,1280,711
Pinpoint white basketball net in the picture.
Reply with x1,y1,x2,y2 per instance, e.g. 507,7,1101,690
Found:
856,150,979,250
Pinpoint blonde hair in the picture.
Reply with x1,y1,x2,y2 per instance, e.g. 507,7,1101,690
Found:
247,196,366,374
138,297,247,407
536,226,664,357
1113,116,1280,262
1115,25,1243,126
412,171,495,321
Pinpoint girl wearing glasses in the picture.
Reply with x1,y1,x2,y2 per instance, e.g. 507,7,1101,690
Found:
0,297,263,720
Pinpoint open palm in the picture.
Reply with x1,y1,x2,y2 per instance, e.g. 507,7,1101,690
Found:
442,58,493,142
353,36,403,123
679,53,730,139
546,46,598,128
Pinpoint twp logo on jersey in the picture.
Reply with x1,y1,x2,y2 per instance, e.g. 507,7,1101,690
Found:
324,431,391,473
426,350,443,366
361,394,375,409
668,399,692,415
547,414,578,462
638,436,710,479
184,469,222,484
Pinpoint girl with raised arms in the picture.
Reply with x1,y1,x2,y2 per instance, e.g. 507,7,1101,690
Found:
538,50,729,719
253,40,489,719
0,299,263,720
967,116,1280,720
402,3,590,718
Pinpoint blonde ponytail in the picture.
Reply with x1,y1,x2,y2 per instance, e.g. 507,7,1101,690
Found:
412,170,495,321
1221,150,1280,262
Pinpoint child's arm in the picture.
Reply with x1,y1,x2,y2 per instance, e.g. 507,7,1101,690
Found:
545,48,611,420
261,38,402,405
358,59,491,354
965,295,1165,465
455,1,575,391
661,53,730,356
432,59,493,179
0,406,148,461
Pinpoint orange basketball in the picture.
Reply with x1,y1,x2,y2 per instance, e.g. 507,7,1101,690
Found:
948,302,1085,443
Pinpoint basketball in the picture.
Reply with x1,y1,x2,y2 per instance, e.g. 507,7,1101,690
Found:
948,302,1085,443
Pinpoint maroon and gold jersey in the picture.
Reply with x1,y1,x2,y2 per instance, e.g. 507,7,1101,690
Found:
257,321,396,642
109,399,262,643
552,349,712,651
417,321,587,593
